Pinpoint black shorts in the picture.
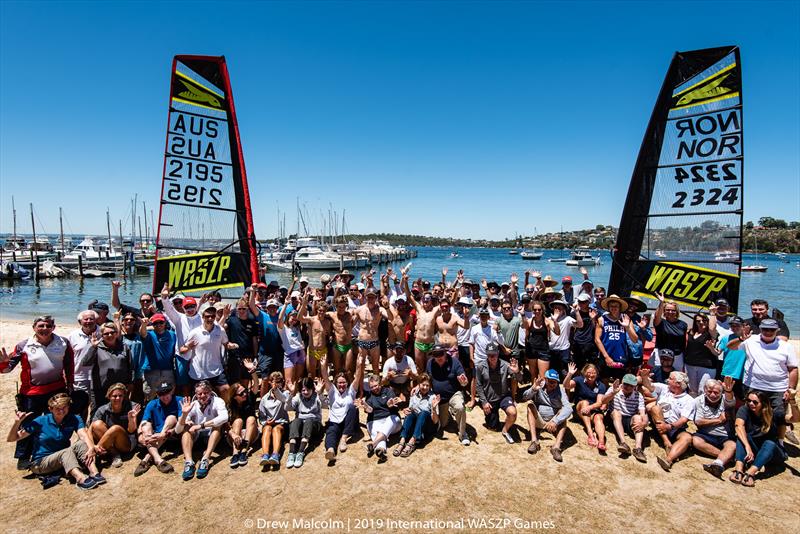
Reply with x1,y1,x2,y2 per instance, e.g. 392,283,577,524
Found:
694,432,732,449
191,373,228,389
526,346,550,362
457,345,473,377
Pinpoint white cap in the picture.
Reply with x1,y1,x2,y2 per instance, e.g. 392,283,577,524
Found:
290,291,301,299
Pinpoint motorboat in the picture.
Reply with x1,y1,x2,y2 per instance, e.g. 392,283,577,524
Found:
741,265,768,272
508,249,519,255
520,250,543,260
565,251,601,266
655,250,666,258
293,247,350,270
64,237,123,261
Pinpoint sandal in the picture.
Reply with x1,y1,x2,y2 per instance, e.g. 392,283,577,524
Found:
740,473,755,487
400,443,416,458
393,442,405,457
728,470,744,484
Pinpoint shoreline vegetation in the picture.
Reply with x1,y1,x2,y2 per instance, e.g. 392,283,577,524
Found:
3,219,798,253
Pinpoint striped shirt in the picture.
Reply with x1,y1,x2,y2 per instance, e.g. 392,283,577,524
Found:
613,390,644,416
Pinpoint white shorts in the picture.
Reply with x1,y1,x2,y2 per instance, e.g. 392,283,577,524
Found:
367,415,401,441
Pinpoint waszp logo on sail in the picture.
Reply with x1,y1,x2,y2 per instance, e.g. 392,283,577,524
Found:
167,254,231,289
643,262,733,304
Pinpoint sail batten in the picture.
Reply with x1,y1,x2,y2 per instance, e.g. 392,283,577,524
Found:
609,46,743,313
153,56,258,295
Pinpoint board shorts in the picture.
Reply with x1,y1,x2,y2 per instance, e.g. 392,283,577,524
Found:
357,339,380,351
284,349,307,369
457,345,473,379
694,432,732,449
414,341,435,353
333,342,352,354
309,348,327,361
190,373,228,389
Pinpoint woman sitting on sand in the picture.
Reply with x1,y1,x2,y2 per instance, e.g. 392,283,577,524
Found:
357,373,402,461
286,377,324,469
320,353,363,462
90,383,141,468
730,390,782,487
227,360,260,469
258,371,290,468
563,362,608,451
393,373,439,457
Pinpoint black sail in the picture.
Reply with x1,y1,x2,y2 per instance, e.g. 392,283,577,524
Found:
609,46,743,313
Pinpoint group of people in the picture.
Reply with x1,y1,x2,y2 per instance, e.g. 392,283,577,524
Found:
2,265,797,490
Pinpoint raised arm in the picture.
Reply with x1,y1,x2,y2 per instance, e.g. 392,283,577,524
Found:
653,293,665,327
111,280,123,310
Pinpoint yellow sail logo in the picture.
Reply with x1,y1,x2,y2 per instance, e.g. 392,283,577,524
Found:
636,261,738,308
155,252,247,293
175,78,223,109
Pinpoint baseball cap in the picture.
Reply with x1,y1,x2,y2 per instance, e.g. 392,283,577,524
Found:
356,283,365,291
156,381,174,394
395,294,407,302
391,341,405,350
715,298,730,307
582,279,594,286
172,293,186,302
759,318,779,330
622,374,638,386
267,280,280,287
544,369,559,381
659,349,675,360
520,294,532,304
429,343,448,355
265,299,280,308
489,294,501,302
320,274,331,284
365,287,379,296
89,300,109,312
182,296,197,307
562,276,572,283
729,316,744,326
150,313,167,323
256,282,268,289
457,296,473,306
299,276,309,284
577,293,591,302
478,307,490,315
290,290,301,299
485,342,500,355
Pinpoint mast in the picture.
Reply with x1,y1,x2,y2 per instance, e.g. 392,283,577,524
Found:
29,203,36,261
59,207,65,257
12,196,18,245
142,201,149,249
106,208,112,258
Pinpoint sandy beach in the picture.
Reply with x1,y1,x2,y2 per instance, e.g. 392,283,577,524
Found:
0,318,798,534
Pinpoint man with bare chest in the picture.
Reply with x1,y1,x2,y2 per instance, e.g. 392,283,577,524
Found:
353,287,389,374
386,295,414,349
404,271,442,371
436,299,468,349
299,290,332,379
327,295,355,380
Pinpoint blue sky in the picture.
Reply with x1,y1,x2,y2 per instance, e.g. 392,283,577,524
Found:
1,1,798,241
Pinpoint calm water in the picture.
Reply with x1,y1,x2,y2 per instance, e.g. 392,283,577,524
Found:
1,248,798,333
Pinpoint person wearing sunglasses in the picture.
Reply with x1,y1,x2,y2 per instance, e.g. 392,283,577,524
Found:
683,308,719,397
227,374,259,468
110,279,160,319
135,381,181,476
1,315,74,471
223,296,260,389
523,369,573,461
653,295,687,372
730,390,782,487
68,310,100,421
475,343,521,444
426,344,470,446
160,283,204,395
83,322,133,416
118,312,145,405
139,313,177,400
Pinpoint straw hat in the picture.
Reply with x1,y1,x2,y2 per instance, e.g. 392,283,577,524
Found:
601,294,628,312
539,287,563,301
624,296,648,313
541,275,558,287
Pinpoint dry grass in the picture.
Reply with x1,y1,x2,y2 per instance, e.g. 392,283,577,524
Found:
1,319,798,534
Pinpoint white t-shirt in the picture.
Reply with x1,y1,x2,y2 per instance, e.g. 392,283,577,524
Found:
181,323,228,380
382,356,417,384
326,383,356,423
280,325,305,355
652,383,695,425
68,327,99,387
456,314,480,346
741,336,799,392
469,323,505,364
549,316,576,351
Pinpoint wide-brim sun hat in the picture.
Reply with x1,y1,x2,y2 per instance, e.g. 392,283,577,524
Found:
601,294,628,312
624,296,647,313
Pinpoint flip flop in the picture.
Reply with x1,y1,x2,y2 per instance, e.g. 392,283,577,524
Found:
728,470,743,484
740,473,755,487
393,443,405,457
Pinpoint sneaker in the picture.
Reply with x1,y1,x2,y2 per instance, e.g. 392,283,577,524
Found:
632,448,647,463
527,441,540,454
182,461,195,481
269,453,281,465
501,431,515,444
196,458,210,478
230,454,240,469
325,448,336,461
294,452,305,467
156,461,174,474
286,452,297,468
16,458,31,471
785,429,799,445
259,454,271,467
550,446,563,462
617,442,632,456
91,473,107,486
111,454,123,468
657,456,672,472
703,462,724,479
77,477,98,491
366,443,375,458
238,452,248,466
460,434,471,446
134,459,152,477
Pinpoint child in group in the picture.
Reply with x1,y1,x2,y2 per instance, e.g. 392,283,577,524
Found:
258,372,290,468
394,373,439,457
286,377,324,468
